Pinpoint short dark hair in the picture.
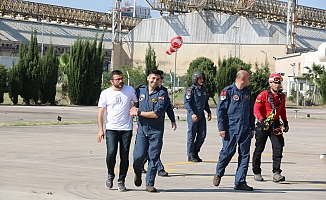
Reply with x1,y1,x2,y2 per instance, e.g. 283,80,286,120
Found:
110,70,123,80
148,69,162,76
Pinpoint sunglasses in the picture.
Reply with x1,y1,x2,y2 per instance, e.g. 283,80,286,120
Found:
273,77,283,82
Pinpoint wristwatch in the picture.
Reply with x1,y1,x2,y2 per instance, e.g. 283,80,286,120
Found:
137,110,141,116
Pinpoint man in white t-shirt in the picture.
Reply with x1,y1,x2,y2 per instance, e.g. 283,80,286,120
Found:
97,70,138,191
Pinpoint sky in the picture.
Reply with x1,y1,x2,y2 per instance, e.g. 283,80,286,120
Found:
30,0,326,17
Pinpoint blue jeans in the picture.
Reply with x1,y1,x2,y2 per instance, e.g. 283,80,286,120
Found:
105,130,132,182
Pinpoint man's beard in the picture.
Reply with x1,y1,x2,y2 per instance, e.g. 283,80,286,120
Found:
113,83,123,89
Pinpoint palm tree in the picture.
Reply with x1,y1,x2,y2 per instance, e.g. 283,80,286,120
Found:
58,53,69,103
302,63,325,105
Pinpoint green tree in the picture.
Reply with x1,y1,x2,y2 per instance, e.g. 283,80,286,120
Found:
120,65,147,88
318,72,326,104
8,41,24,105
145,43,157,77
249,63,270,100
0,64,8,104
39,43,58,104
302,63,324,105
216,57,251,95
20,30,40,104
89,32,105,105
185,57,217,104
68,36,86,105
68,32,105,105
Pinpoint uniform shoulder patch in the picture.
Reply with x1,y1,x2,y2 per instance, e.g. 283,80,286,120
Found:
220,89,227,100
186,87,192,99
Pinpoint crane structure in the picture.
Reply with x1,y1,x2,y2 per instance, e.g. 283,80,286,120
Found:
145,0,325,29
0,0,142,30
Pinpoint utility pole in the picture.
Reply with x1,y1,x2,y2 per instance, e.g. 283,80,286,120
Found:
111,0,122,70
232,26,239,58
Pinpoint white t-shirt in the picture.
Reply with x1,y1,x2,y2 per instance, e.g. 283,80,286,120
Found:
98,86,138,130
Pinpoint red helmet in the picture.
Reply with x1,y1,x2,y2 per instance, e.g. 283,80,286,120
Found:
269,73,283,83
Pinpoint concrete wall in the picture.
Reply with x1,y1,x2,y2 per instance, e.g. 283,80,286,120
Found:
121,12,326,76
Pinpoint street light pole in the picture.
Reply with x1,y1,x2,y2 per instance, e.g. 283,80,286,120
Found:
260,50,267,66
232,26,239,58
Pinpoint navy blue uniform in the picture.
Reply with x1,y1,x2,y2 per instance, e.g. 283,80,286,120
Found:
133,85,169,186
162,86,176,123
141,86,175,172
184,84,211,158
215,83,255,185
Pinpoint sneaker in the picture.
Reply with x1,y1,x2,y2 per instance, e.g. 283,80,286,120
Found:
158,169,169,177
117,181,127,191
188,157,198,162
254,174,264,181
141,168,147,174
234,184,253,191
273,172,285,182
134,174,142,187
213,174,221,186
105,175,114,189
146,186,157,192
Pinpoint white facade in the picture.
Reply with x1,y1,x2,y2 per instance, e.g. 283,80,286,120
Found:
275,51,326,100
0,56,19,68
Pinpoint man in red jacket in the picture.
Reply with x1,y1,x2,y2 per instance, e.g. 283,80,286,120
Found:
252,73,289,182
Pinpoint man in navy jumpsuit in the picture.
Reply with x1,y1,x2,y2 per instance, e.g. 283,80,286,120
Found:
184,71,212,162
141,71,177,177
130,69,169,192
213,70,255,191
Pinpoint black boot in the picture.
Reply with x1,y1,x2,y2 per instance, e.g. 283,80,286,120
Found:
194,151,202,162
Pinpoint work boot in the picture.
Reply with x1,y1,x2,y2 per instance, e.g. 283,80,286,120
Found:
213,174,221,186
234,184,253,191
146,186,157,192
157,169,169,177
188,157,198,162
254,174,264,181
273,172,285,182
134,174,142,187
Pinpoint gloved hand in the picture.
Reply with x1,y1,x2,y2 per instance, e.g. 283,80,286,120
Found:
283,121,289,132
260,118,269,130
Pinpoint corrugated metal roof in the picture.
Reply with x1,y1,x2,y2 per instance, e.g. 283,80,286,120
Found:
0,18,126,49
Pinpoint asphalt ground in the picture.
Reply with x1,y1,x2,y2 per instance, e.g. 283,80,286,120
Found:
0,105,325,200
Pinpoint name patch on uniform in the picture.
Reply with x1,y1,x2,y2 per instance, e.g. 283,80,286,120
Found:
139,94,145,101
151,98,157,103
186,88,192,99
220,90,226,100
233,95,239,101
245,94,250,100
158,96,164,100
